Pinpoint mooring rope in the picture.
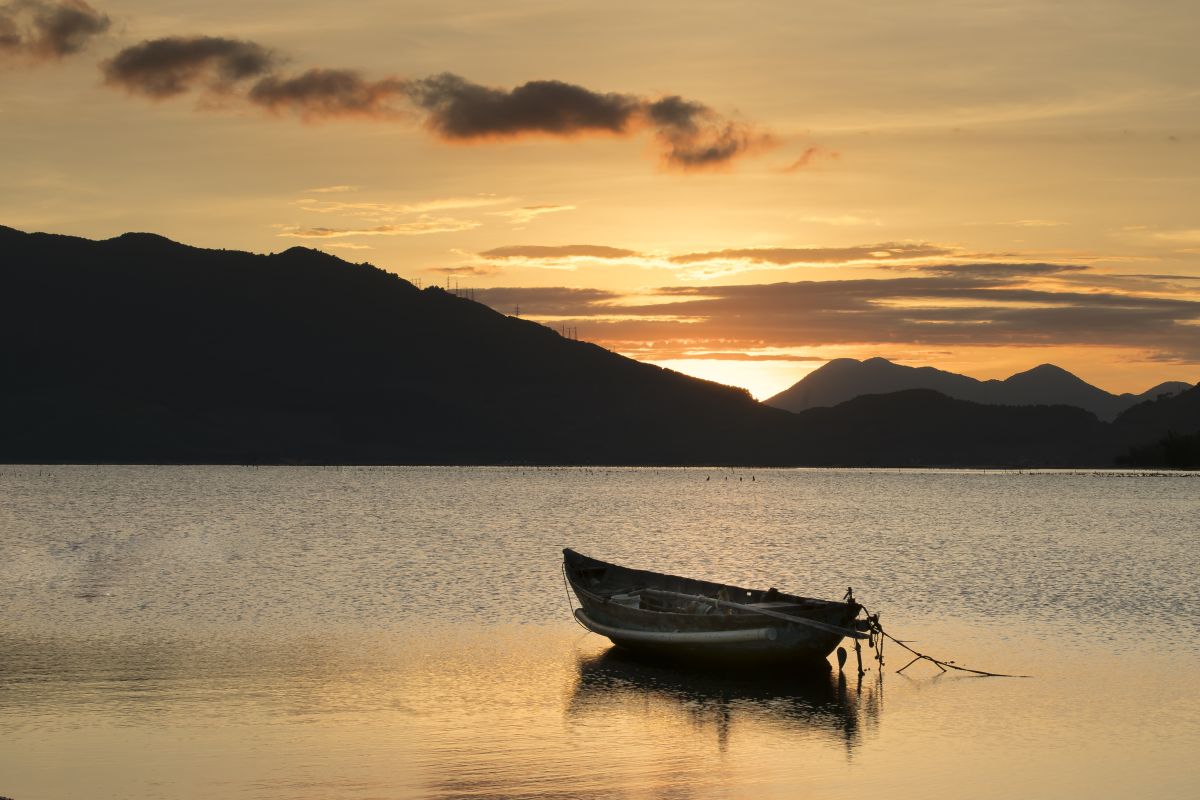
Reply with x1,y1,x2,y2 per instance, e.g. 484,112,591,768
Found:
561,563,591,631
855,595,1029,678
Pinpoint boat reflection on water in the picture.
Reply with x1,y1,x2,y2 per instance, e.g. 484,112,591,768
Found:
567,646,881,752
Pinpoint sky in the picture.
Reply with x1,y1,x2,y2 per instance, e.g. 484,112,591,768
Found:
3,0,1199,399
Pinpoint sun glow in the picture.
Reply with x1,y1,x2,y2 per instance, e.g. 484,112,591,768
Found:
645,358,821,400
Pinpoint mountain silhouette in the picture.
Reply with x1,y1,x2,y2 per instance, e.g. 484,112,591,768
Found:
765,357,1190,421
1112,383,1200,441
0,225,796,465
788,389,1109,466
1112,385,1200,468
2,225,1195,467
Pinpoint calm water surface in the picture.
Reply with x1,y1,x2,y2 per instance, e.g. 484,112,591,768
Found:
1,466,1197,799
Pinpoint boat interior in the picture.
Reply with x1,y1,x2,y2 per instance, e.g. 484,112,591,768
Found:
564,549,848,617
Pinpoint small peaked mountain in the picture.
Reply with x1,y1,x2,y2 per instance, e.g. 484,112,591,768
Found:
1121,381,1193,404
765,357,1188,421
992,363,1125,420
765,357,982,414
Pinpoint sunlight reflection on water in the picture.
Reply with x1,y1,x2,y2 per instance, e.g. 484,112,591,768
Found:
0,466,1197,799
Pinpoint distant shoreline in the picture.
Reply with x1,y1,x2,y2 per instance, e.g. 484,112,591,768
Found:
5,462,1199,473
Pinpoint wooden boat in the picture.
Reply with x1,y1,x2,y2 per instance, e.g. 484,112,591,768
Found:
564,548,866,664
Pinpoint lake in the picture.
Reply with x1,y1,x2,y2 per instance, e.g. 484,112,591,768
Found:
1,466,1197,799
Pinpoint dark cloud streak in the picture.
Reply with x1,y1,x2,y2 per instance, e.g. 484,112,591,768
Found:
472,287,620,316
473,269,1200,362
0,0,108,60
100,31,771,168
429,265,503,276
646,95,770,168
479,244,641,260
406,73,639,138
669,243,954,265
102,35,275,98
249,68,408,119
778,146,832,172
912,262,1088,279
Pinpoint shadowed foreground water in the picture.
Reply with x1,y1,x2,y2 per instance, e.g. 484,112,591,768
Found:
1,466,1197,799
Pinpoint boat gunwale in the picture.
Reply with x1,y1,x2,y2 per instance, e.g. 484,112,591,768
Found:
563,548,859,627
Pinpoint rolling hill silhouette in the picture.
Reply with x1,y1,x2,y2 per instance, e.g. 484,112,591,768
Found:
788,389,1109,467
1112,383,1200,467
1,225,798,464
2,226,1195,467
765,357,1189,421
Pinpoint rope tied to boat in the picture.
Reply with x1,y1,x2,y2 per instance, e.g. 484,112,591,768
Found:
561,562,591,631
853,594,1029,679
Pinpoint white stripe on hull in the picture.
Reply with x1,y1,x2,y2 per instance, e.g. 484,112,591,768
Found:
575,609,779,644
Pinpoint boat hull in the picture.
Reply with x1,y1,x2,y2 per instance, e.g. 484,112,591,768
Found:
564,548,860,664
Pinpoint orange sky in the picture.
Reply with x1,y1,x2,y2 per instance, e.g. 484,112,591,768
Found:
3,0,1198,397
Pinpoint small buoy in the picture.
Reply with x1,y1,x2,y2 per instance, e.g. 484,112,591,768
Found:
836,646,848,670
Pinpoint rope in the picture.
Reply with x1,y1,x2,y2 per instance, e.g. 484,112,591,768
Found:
561,562,591,631
857,600,1029,678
